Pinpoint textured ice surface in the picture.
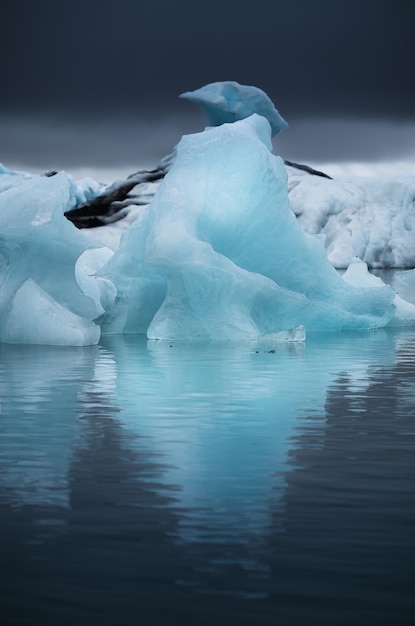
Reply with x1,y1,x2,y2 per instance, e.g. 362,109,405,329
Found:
180,81,288,136
100,115,402,340
0,169,110,345
180,83,415,269
2,109,415,345
288,168,415,268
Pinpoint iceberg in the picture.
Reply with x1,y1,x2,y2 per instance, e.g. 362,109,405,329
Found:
1,84,415,345
99,114,400,340
289,169,415,268
0,171,112,345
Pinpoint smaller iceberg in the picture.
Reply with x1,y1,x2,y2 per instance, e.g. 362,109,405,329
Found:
0,171,112,345
342,257,415,324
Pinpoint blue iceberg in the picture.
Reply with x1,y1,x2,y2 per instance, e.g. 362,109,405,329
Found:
2,100,414,345
289,171,415,268
99,114,399,340
0,170,112,345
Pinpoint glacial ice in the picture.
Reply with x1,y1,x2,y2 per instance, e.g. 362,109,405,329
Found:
2,97,415,345
288,168,415,268
0,171,112,345
342,257,415,323
180,81,415,269
180,80,288,136
98,115,400,340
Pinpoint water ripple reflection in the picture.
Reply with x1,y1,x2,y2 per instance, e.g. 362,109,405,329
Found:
0,331,414,625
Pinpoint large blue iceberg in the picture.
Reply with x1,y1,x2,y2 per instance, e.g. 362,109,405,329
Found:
1,95,415,345
98,114,401,340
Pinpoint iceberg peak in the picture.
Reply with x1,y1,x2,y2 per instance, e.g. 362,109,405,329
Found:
180,80,288,137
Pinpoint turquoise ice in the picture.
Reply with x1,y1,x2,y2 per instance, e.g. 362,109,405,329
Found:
0,170,111,345
101,114,397,339
1,105,414,345
180,80,288,136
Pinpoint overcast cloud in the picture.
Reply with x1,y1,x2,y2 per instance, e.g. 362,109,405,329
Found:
1,0,414,168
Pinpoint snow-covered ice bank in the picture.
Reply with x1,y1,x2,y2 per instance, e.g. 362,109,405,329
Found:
288,167,415,268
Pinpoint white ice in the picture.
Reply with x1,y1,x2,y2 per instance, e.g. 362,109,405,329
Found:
288,167,415,268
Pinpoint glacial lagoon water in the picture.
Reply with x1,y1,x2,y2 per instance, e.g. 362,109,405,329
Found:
1,311,415,624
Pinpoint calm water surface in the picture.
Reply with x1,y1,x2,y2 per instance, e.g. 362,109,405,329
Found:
1,325,415,625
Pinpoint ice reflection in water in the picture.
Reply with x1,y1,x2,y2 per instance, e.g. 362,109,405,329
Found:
0,330,414,625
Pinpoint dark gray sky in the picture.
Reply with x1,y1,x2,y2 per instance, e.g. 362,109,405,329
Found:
1,0,415,169
2,0,414,118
